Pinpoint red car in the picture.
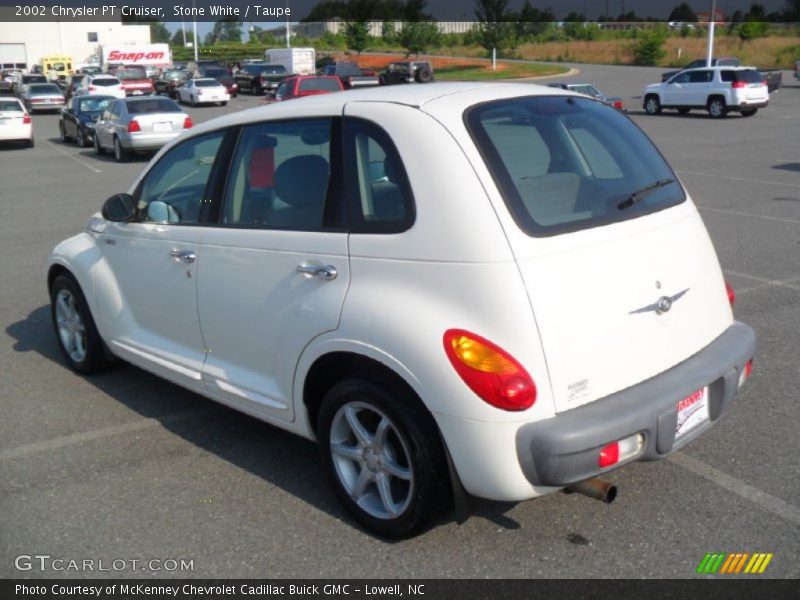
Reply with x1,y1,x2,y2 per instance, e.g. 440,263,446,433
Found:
263,75,344,103
112,66,154,96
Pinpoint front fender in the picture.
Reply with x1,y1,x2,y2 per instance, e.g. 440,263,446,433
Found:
47,232,103,332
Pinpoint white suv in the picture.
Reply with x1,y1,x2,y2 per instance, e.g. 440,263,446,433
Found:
75,75,126,99
47,84,756,538
643,66,768,118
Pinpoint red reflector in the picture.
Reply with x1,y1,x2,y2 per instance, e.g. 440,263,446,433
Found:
443,329,536,411
745,359,753,379
599,442,620,468
22,114,31,124
183,116,193,129
127,119,140,133
725,281,735,308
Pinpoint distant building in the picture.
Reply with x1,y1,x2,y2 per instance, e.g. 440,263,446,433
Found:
292,20,477,39
0,21,150,70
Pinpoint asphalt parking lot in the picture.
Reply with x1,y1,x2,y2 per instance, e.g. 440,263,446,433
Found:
1,65,799,579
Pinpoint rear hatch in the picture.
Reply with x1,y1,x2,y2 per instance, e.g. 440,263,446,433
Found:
466,94,733,412
728,69,768,103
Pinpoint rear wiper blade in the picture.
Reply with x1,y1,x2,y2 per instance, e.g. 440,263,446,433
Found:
617,178,675,211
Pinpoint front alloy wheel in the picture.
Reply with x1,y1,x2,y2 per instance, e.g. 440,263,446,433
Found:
644,95,661,115
114,137,128,162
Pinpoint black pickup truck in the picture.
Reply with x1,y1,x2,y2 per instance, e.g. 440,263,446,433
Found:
321,61,379,89
234,63,288,95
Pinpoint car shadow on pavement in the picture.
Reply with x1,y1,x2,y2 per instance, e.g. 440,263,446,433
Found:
6,305,524,539
772,162,800,173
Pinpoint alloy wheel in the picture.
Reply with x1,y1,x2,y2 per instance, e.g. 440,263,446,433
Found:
55,289,87,363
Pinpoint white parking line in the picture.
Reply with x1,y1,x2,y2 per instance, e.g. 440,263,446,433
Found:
724,270,800,293
669,452,800,527
0,408,213,461
697,205,800,226
679,170,800,189
45,139,102,174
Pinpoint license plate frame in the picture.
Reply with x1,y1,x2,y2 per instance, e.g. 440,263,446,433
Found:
675,387,710,442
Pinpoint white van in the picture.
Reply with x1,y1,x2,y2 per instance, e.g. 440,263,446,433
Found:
263,47,315,75
47,83,756,538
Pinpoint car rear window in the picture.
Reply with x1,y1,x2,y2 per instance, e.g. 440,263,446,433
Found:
126,98,181,114
116,69,146,80
721,69,763,83
194,79,220,87
0,100,22,111
466,96,685,236
299,78,341,92
203,68,227,78
92,78,120,86
78,97,111,112
28,84,61,94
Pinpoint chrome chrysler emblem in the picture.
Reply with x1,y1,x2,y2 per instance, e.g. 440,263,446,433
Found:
630,288,689,315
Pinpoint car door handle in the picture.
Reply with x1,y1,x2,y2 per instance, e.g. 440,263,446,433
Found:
296,264,338,281
169,249,196,264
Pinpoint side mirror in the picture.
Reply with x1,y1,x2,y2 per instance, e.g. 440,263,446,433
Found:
101,193,135,222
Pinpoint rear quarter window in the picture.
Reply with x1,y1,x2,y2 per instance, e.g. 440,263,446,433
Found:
466,96,685,236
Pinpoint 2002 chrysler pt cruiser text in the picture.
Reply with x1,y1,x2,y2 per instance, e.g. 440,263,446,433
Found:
47,83,756,538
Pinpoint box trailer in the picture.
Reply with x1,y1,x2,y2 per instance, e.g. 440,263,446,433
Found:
263,48,316,75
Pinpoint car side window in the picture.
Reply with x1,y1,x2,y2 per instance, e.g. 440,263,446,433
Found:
135,131,226,225
672,72,691,84
343,118,414,233
221,119,332,230
688,70,712,83
720,70,735,83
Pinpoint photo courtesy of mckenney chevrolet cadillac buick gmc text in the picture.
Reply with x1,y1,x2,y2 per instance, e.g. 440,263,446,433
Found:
46,83,755,538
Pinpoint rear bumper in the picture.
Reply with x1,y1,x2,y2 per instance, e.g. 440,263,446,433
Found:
120,131,182,150
735,101,768,110
515,322,756,487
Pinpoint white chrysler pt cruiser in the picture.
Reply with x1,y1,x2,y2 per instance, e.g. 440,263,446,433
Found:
47,83,756,538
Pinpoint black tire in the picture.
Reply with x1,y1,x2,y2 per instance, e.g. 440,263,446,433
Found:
50,274,112,374
27,137,34,148
253,83,262,96
76,128,87,148
190,95,196,107
677,108,690,115
220,101,227,106
707,97,727,119
378,75,387,86
415,66,433,83
94,133,105,155
741,108,758,117
59,122,69,142
644,94,662,115
318,378,451,539
113,136,129,162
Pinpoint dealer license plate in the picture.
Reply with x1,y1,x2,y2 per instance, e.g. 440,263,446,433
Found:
153,122,171,132
675,387,709,442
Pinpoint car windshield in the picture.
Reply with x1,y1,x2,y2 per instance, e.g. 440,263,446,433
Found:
78,97,111,112
298,78,342,92
126,98,181,114
116,69,146,80
164,70,186,79
467,96,684,236
29,84,61,94
203,68,227,78
0,100,22,111
194,79,220,87
25,76,47,83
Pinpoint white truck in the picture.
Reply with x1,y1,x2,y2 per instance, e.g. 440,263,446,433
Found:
263,47,315,75
101,44,172,71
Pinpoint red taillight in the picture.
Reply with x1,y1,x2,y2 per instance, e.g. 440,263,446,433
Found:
88,85,96,91
183,116,193,129
745,359,753,379
725,281,735,308
127,119,140,133
598,442,620,468
731,80,747,89
443,329,536,411
761,80,767,87
22,114,31,124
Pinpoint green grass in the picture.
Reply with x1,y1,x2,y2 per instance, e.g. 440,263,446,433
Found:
435,62,569,81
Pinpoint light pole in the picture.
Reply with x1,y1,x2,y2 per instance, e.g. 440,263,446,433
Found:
706,0,716,67
285,0,291,48
192,0,199,64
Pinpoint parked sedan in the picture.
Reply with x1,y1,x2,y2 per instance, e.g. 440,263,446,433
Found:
93,96,191,162
74,75,126,99
547,82,626,111
177,78,230,106
47,84,754,539
0,97,33,147
267,75,343,103
22,83,66,112
58,95,115,147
